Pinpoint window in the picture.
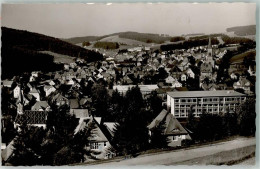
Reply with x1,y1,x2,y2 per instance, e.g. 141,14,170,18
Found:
181,99,186,103
175,99,179,103
193,99,197,102
90,143,99,149
173,136,178,141
104,142,107,147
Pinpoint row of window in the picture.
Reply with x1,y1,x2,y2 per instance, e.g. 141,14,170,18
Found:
90,142,107,150
174,97,245,103
175,103,239,108
175,107,237,114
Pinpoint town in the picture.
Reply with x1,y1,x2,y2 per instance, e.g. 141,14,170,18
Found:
1,2,257,166
1,30,256,165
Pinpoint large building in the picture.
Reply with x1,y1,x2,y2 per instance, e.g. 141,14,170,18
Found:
167,90,246,118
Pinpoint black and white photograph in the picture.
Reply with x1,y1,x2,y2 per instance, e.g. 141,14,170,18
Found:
1,2,257,166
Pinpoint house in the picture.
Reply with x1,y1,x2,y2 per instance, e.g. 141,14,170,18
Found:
147,109,191,147
186,68,195,79
180,74,187,82
233,76,252,93
13,85,21,99
2,80,13,88
31,71,39,77
89,117,116,159
74,116,116,159
1,140,14,163
52,93,69,106
248,65,256,76
69,99,80,109
29,75,36,82
44,85,56,97
31,101,50,111
230,72,238,80
29,88,41,101
14,110,48,129
172,80,182,88
169,66,182,79
165,76,175,84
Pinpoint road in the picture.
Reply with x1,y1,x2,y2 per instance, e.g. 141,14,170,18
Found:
94,137,255,166
217,36,225,45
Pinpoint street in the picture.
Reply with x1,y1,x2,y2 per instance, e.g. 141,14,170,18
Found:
93,137,255,166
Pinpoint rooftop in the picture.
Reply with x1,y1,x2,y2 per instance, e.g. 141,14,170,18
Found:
167,90,245,98
113,85,158,92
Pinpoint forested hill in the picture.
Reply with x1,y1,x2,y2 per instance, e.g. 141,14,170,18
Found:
64,31,185,45
226,25,256,36
1,27,103,79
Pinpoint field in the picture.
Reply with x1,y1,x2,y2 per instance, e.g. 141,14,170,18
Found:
229,50,256,63
39,51,76,64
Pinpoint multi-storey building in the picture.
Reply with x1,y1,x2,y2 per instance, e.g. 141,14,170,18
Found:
167,90,246,118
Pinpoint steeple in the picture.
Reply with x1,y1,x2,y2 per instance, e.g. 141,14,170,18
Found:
208,37,212,49
17,84,24,114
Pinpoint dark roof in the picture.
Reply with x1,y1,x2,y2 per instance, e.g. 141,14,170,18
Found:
69,99,79,109
147,109,188,136
147,109,168,129
167,90,245,98
164,113,188,135
15,111,47,125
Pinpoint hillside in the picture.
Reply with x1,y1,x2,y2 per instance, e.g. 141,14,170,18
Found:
226,25,256,36
64,31,184,45
1,27,103,79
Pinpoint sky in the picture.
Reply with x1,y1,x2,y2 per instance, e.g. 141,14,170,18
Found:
1,3,256,38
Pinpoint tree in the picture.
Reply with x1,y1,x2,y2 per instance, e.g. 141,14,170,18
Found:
8,121,42,166
147,91,163,122
112,86,149,155
196,112,224,142
223,110,238,137
186,105,198,139
150,121,169,149
237,97,256,136
91,83,110,120
53,122,95,165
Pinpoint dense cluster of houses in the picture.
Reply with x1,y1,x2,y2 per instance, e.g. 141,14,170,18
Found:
1,37,255,162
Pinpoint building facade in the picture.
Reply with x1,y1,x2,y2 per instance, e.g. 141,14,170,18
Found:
167,90,246,118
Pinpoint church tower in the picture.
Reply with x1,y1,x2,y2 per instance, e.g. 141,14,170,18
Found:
207,37,213,57
17,85,24,114
206,37,214,68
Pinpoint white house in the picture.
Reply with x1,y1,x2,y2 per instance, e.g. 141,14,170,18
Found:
181,74,187,82
29,88,40,101
172,80,182,88
44,85,56,97
147,109,191,147
165,76,176,84
186,68,195,79
13,85,21,99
